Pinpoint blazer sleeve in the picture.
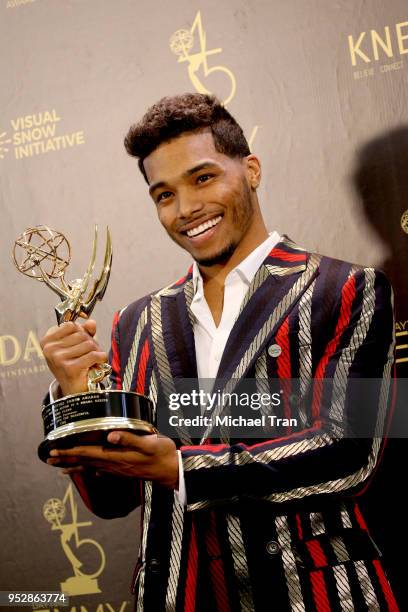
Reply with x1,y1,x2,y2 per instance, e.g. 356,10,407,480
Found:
69,310,142,519
179,268,396,511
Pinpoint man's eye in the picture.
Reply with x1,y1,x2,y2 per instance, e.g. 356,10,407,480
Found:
197,174,213,184
157,191,173,203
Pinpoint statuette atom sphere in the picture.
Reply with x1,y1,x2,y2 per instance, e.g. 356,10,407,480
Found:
13,225,70,281
43,498,66,524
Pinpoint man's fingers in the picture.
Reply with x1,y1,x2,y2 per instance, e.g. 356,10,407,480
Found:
61,466,86,474
46,341,98,362
47,330,95,349
39,317,107,397
49,443,150,466
41,321,77,346
47,456,81,467
41,320,97,344
107,430,157,452
50,447,103,458
82,319,97,337
46,433,178,485
54,341,105,361
74,351,109,370
49,445,133,461
48,453,114,471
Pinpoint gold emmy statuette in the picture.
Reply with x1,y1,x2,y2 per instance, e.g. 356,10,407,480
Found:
13,225,155,463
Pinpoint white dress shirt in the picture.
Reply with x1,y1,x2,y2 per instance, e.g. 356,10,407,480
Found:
177,231,281,504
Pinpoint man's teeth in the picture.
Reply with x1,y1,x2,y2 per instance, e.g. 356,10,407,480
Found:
186,216,222,237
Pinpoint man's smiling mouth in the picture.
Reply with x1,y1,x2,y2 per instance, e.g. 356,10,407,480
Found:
185,215,222,238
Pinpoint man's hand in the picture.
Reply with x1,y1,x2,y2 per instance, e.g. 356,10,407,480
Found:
40,319,108,396
47,431,179,490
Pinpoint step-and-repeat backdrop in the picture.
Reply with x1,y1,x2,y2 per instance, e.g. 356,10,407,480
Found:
1,1,407,610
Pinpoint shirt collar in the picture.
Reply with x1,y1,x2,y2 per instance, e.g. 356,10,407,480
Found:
192,230,281,294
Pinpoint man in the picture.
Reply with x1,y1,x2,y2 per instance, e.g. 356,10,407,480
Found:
41,93,398,611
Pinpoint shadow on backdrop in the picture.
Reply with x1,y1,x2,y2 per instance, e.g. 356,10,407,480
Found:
352,126,408,607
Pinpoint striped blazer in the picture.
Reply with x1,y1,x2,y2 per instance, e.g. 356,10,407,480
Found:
72,235,398,611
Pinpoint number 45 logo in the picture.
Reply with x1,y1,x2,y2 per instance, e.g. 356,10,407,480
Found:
170,10,237,106
43,483,106,596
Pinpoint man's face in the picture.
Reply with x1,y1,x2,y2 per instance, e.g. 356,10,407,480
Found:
143,131,258,266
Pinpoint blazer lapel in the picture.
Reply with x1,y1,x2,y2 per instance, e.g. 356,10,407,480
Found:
203,236,321,439
149,267,197,444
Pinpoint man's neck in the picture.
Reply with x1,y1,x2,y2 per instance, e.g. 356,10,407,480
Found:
199,219,269,327
199,219,269,288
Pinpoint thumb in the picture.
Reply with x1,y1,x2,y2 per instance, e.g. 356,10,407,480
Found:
82,318,97,337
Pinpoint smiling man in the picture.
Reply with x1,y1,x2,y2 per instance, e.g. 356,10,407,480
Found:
41,93,398,611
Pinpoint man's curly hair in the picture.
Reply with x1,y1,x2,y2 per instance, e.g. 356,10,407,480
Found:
124,93,250,182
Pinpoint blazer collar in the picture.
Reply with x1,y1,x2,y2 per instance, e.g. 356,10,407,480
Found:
159,234,309,294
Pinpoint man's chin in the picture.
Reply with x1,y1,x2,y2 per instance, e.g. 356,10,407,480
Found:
194,242,237,267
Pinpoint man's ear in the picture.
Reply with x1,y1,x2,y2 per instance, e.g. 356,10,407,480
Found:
245,155,261,189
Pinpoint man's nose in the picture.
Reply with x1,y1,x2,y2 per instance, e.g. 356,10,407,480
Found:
177,190,205,219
